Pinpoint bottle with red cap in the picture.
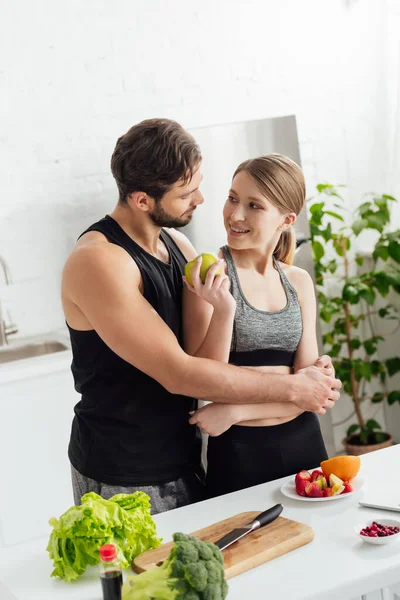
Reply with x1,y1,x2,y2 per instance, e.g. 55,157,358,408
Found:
99,543,123,600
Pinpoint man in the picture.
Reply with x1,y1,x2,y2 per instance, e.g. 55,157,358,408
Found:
62,118,341,514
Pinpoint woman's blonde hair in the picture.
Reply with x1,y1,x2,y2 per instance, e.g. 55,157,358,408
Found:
233,154,305,265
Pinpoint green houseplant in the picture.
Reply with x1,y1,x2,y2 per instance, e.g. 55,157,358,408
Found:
308,184,400,454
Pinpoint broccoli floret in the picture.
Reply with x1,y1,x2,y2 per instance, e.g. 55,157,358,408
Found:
203,561,223,585
184,563,208,591
196,543,214,562
122,532,228,600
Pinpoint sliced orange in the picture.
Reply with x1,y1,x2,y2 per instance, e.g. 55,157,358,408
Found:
320,455,361,481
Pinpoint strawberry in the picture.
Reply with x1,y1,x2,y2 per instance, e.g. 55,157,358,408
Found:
342,481,354,494
296,479,310,496
310,469,325,482
323,487,333,497
295,470,311,486
305,482,323,497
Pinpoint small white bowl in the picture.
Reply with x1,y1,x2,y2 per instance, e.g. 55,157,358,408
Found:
355,519,400,545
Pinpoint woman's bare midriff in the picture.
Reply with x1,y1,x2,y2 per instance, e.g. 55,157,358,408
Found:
237,365,303,427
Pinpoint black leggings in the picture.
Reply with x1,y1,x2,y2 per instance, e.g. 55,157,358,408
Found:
206,411,328,499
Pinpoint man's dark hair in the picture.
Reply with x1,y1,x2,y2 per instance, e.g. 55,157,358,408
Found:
110,118,202,203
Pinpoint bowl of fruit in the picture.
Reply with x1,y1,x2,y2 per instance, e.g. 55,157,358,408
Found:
280,456,363,502
355,519,400,545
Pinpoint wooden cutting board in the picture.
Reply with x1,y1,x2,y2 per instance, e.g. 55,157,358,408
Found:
133,511,314,579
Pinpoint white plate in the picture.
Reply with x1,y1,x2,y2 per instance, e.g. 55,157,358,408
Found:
355,518,400,545
280,474,364,502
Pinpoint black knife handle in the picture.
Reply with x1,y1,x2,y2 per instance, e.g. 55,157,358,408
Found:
252,504,283,529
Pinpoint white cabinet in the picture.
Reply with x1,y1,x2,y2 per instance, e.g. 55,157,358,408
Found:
0,349,78,546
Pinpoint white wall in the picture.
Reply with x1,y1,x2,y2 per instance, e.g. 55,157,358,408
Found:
386,0,400,208
1,1,398,451
381,0,400,443
1,0,389,335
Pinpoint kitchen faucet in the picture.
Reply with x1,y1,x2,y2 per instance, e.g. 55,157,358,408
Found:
0,255,18,346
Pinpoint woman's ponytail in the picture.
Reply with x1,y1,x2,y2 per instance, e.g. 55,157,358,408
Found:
273,228,296,265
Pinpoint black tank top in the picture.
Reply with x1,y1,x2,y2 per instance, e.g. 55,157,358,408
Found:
68,215,202,485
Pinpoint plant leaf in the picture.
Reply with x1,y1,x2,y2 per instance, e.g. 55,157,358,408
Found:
386,357,400,377
343,284,359,304
312,240,325,261
309,202,325,214
358,202,372,216
373,244,389,261
333,238,345,257
366,214,385,232
361,362,372,382
327,259,337,273
329,343,342,358
358,285,376,305
388,241,400,263
365,419,382,431
364,340,378,355
316,183,333,193
388,391,400,405
352,218,367,236
324,211,344,221
347,424,360,437
374,272,391,296
371,392,384,403
355,256,364,266
321,222,333,242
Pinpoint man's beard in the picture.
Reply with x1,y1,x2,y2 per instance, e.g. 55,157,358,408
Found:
149,202,195,228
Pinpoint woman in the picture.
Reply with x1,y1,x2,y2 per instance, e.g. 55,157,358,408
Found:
182,154,329,498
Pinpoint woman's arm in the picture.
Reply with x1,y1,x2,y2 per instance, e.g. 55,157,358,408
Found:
182,253,236,361
292,268,320,373
189,400,302,436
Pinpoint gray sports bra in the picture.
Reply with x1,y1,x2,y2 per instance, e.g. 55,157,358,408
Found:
221,245,303,367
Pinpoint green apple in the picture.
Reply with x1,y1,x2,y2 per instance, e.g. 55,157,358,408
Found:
315,475,327,490
184,253,223,286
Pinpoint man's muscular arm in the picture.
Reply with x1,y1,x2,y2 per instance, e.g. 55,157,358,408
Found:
62,237,341,411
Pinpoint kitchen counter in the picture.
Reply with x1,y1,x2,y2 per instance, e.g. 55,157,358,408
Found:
1,445,400,600
0,328,72,383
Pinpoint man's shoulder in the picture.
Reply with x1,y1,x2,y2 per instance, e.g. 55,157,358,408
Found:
70,231,129,263
63,232,140,285
163,228,198,260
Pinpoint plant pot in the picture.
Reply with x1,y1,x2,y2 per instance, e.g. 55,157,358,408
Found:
342,433,393,456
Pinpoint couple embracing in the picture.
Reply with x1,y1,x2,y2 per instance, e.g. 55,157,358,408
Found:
62,118,341,514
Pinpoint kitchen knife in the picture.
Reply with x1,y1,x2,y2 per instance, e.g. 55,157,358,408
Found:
214,503,283,551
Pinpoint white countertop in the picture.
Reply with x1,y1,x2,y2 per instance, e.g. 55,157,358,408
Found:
1,445,400,600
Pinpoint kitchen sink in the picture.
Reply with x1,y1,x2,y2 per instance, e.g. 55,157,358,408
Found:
0,340,69,364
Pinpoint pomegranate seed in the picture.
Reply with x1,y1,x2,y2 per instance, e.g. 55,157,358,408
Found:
359,521,400,538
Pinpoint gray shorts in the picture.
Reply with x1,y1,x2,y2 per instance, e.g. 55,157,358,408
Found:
70,464,205,515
